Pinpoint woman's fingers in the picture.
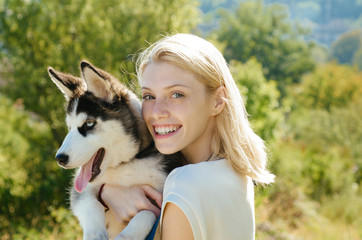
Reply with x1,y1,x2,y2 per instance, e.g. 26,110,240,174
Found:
100,184,162,224
146,201,162,217
141,185,163,208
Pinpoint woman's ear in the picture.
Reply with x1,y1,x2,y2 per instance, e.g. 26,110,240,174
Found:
211,86,226,116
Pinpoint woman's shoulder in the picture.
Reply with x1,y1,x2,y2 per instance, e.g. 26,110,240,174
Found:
165,159,252,195
162,159,255,237
167,159,229,181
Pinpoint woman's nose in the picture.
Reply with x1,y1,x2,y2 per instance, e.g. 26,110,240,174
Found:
152,98,169,119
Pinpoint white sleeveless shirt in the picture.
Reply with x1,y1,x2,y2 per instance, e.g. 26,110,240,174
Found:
160,159,255,240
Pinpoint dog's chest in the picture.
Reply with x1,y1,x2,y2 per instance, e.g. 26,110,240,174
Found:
95,157,167,191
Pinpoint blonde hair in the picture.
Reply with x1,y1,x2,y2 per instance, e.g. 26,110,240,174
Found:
136,33,274,184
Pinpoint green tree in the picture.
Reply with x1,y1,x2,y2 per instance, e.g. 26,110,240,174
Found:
230,59,282,141
0,95,71,236
286,97,362,199
285,62,362,198
330,29,362,65
0,0,200,144
293,62,362,111
215,0,315,93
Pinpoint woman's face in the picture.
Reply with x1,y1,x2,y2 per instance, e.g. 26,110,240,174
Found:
141,61,217,162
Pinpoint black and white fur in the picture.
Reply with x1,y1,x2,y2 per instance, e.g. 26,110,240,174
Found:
47,61,184,240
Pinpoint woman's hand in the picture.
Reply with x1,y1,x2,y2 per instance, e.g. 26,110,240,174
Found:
100,184,163,224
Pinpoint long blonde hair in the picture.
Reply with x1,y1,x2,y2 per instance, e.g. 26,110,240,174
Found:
137,33,274,184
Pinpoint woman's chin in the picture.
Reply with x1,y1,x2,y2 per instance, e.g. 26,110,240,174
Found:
155,144,180,155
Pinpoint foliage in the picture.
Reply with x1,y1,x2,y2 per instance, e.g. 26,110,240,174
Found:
215,0,316,93
230,59,282,141
0,95,73,237
292,62,362,111
330,29,362,65
0,0,200,144
11,206,81,240
254,56,362,238
292,98,362,182
198,0,240,13
286,63,362,198
352,45,362,70
257,96,362,238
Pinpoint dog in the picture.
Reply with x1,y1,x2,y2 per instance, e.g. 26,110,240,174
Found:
47,60,184,240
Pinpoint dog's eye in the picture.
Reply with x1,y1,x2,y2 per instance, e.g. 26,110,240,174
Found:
84,119,96,130
78,119,96,136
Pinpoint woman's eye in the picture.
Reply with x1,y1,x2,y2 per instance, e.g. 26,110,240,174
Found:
171,92,184,99
142,94,155,101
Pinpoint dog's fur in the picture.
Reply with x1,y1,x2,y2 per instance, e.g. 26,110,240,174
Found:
48,61,184,240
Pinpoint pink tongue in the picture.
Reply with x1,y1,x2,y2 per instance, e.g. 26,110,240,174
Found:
75,158,94,193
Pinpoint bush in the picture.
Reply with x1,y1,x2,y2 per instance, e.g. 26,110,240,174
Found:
292,62,362,111
0,95,73,237
230,59,282,141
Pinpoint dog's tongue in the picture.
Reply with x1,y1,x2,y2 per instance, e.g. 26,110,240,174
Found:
75,158,94,193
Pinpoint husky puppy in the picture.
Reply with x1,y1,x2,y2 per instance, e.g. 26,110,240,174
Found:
47,61,184,240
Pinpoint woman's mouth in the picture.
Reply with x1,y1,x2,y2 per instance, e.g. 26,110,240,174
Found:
154,125,181,136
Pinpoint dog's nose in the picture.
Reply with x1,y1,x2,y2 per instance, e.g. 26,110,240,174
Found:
55,153,69,166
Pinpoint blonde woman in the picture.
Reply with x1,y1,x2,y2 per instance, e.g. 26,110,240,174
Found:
100,33,274,240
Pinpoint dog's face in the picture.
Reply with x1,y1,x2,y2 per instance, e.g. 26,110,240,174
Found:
48,61,141,192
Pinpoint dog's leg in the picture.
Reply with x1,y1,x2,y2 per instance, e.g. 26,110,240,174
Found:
74,198,109,240
115,210,156,240
71,187,109,240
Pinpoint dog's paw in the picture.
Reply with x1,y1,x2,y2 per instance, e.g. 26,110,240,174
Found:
115,210,156,240
83,230,108,240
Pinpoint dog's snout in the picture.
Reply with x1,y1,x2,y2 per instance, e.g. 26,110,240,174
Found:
55,153,69,166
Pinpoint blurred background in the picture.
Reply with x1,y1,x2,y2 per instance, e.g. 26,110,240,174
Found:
0,0,361,239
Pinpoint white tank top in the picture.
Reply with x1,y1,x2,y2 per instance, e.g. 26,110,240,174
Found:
160,159,255,240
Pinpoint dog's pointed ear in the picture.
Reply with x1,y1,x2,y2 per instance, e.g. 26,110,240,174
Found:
48,67,86,100
80,60,117,101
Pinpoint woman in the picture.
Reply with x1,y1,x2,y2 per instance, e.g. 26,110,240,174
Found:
100,33,275,239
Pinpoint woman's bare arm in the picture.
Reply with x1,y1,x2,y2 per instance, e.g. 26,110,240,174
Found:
161,202,194,240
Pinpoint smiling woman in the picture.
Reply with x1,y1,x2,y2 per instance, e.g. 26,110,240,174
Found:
101,33,274,240
141,61,218,162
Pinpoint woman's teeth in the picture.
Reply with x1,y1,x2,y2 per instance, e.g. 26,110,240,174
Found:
155,126,180,135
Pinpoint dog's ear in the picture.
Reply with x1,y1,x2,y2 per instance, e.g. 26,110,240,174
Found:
48,67,86,100
80,60,117,101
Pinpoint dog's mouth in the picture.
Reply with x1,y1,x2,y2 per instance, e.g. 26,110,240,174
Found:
74,148,105,193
